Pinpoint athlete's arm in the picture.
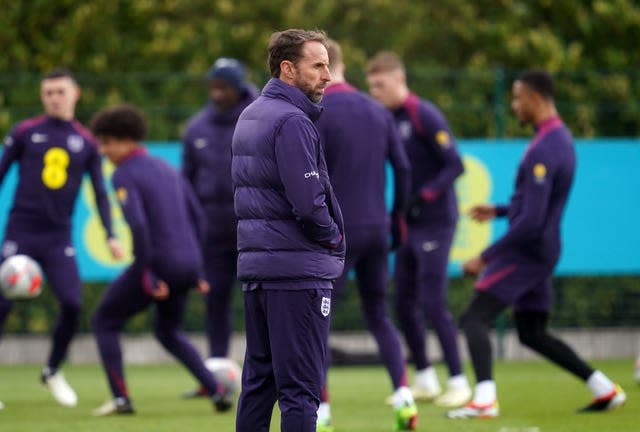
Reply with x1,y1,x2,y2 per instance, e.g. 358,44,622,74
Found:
87,145,116,240
0,127,25,184
275,116,342,248
417,108,464,201
481,149,553,260
113,173,152,270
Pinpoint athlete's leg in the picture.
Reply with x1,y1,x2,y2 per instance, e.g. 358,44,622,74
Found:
236,289,277,432
355,229,407,389
514,310,593,379
414,227,462,377
91,267,151,400
202,245,237,358
40,240,82,371
269,289,331,432
459,292,508,383
153,285,220,395
394,241,427,369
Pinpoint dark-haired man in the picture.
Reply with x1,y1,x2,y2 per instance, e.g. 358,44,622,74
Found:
181,57,259,398
89,104,233,416
447,70,625,419
232,29,345,432
0,69,122,407
315,39,417,431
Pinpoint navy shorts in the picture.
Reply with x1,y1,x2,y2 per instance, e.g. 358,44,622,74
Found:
475,255,555,312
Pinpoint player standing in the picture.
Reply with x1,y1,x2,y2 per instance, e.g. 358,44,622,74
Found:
314,39,417,431
89,104,232,415
232,29,345,432
447,70,625,418
366,52,471,407
0,69,122,407
180,58,258,398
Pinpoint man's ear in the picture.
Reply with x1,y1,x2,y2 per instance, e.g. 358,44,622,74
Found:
280,60,296,81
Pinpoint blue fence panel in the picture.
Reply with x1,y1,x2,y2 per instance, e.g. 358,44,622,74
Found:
0,139,638,281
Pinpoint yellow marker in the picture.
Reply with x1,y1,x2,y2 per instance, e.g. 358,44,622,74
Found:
451,155,493,263
116,187,128,203
436,130,451,148
533,163,546,179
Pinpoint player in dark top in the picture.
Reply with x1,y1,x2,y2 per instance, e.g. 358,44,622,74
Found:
447,70,625,419
366,52,471,408
0,69,123,407
88,104,232,416
314,39,417,431
180,58,258,398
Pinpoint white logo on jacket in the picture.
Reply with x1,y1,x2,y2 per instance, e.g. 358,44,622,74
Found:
422,241,439,252
67,135,84,152
32,133,47,143
398,121,412,140
304,171,319,179
195,138,208,149
1,241,18,258
321,297,331,317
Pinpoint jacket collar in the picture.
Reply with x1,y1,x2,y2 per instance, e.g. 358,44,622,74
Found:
261,78,324,122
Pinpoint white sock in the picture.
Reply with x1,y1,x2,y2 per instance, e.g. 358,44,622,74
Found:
415,366,440,391
392,386,414,408
473,380,496,405
587,370,615,398
447,374,470,390
317,402,331,420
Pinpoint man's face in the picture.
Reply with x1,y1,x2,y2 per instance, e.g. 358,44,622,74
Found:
511,80,538,125
366,69,404,109
208,78,241,112
41,77,80,121
290,41,332,103
97,137,133,165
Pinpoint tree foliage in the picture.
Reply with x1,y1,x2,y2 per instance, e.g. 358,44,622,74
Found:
1,0,639,138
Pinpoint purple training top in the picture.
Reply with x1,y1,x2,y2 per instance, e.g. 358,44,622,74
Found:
0,115,113,237
482,116,575,264
393,93,464,226
316,82,410,229
111,148,205,281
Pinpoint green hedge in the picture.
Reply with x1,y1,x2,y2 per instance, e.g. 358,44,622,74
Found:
4,275,640,335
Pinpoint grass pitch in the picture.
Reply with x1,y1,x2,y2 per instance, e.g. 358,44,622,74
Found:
0,359,636,431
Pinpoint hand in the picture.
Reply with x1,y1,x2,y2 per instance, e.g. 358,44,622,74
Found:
468,204,497,222
462,256,485,276
196,278,210,295
152,279,170,300
107,237,125,260
390,211,408,250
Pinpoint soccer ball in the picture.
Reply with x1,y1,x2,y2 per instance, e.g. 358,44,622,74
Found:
0,255,43,299
205,357,242,395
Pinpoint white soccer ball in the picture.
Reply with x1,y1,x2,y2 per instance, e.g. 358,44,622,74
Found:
205,357,242,395
0,255,43,300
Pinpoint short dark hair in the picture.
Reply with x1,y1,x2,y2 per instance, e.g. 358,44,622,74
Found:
90,104,148,141
43,68,76,83
326,39,342,72
517,69,555,100
267,29,328,78
366,51,405,75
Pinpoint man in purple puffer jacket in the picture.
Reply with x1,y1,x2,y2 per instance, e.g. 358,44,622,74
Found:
232,29,345,432
181,58,259,398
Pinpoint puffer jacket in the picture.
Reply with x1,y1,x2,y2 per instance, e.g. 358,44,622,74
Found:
231,78,345,286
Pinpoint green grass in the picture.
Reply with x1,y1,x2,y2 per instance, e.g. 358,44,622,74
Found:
0,359,637,431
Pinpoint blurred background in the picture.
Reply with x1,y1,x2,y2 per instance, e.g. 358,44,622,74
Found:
1,0,639,362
